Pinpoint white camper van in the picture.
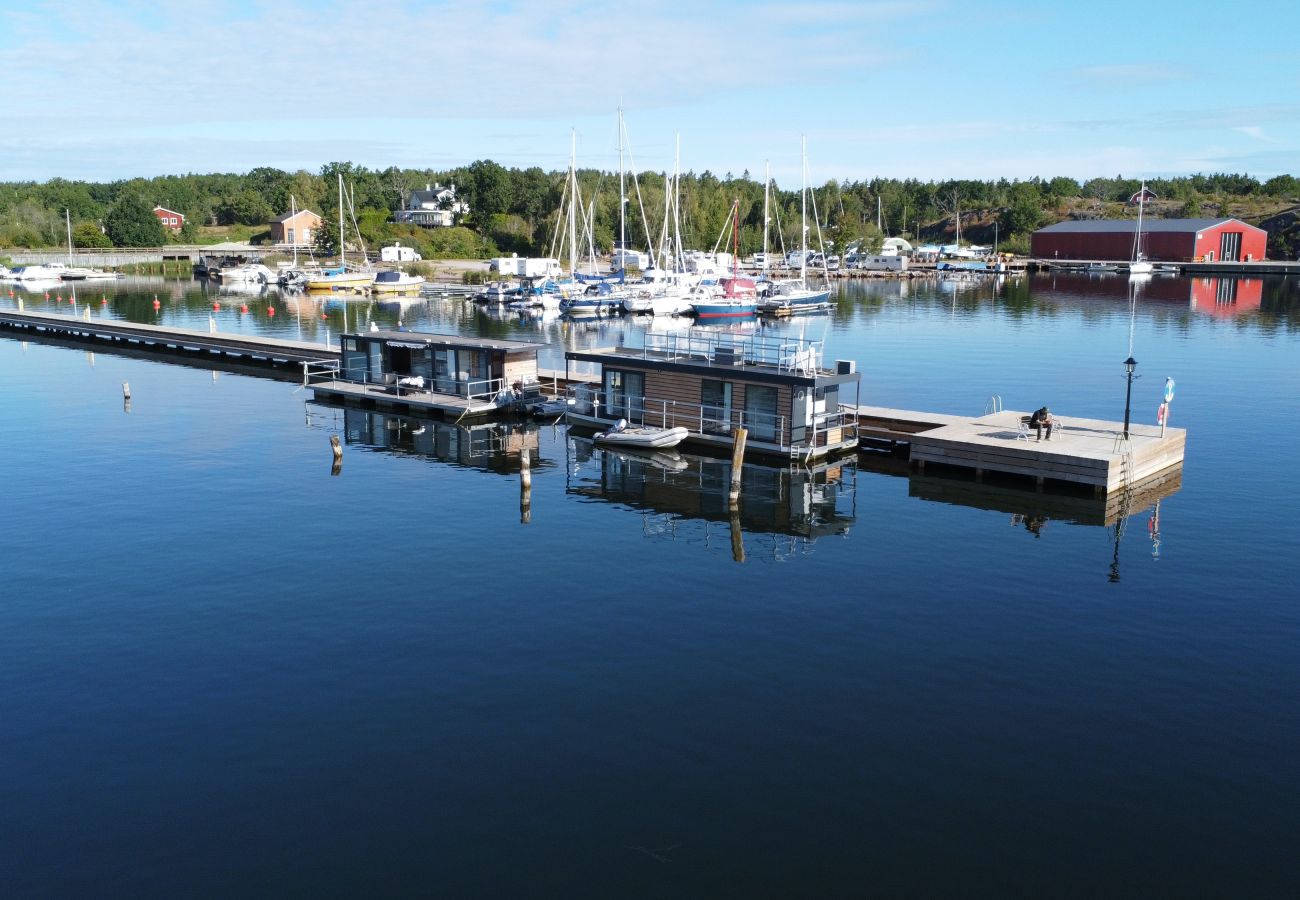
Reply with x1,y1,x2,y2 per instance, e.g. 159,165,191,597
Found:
380,243,422,262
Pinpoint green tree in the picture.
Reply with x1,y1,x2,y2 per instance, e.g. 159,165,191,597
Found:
465,160,511,220
104,194,167,246
72,221,112,249
216,190,273,226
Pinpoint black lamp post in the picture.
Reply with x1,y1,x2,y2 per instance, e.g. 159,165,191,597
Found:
1123,356,1137,438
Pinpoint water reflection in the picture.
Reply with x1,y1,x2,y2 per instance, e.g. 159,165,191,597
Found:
307,400,555,477
566,435,856,559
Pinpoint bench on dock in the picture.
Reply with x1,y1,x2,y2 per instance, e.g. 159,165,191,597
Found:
1017,414,1063,442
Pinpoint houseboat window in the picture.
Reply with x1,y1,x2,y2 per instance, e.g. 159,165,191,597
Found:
465,350,490,396
368,341,383,378
603,370,644,420
387,345,412,375
342,342,367,380
701,379,733,433
410,348,433,381
744,384,780,443
433,348,453,393
287,228,295,244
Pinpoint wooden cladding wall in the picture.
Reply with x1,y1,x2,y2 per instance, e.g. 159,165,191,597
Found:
503,355,538,387
641,370,793,444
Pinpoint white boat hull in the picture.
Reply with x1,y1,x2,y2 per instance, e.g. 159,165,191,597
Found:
594,425,690,449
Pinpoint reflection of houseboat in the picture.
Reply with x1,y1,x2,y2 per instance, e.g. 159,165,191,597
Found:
306,330,549,418
310,401,549,475
567,436,856,543
563,330,861,461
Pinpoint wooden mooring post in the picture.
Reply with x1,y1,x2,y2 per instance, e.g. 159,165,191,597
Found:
330,434,342,476
728,427,747,506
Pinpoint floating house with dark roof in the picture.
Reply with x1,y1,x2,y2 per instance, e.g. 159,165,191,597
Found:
563,330,861,461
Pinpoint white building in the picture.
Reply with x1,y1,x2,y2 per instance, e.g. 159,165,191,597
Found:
394,182,469,228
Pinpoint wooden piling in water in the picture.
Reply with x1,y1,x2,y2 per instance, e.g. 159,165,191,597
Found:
729,427,747,506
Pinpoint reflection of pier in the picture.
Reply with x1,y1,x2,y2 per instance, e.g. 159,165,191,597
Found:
566,437,856,549
903,464,1181,528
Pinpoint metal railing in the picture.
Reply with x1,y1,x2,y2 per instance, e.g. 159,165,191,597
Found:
640,331,825,374
305,362,517,404
566,385,859,453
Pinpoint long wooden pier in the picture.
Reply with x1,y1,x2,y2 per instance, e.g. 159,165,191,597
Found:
855,405,1185,494
0,308,339,370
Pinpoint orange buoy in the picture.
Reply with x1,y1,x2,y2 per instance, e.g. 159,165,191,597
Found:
212,302,220,310
44,292,50,300
268,307,276,316
240,304,248,314
152,299,160,309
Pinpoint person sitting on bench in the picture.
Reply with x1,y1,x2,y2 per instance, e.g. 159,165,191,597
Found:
1029,406,1053,441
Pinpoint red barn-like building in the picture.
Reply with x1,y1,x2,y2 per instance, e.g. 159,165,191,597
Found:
1031,217,1268,263
153,206,185,232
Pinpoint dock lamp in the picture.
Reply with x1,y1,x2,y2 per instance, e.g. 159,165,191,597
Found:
1122,356,1137,439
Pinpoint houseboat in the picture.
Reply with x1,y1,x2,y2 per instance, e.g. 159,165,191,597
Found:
306,329,549,418
562,330,862,462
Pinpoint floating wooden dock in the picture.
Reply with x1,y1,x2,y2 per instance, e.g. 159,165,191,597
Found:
308,377,511,418
855,405,1185,494
0,308,339,370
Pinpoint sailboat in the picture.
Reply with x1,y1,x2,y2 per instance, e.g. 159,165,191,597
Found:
1128,182,1154,275
305,176,374,292
58,209,121,281
760,137,832,314
691,200,758,318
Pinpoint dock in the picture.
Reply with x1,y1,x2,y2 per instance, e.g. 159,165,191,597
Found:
855,405,1185,494
0,308,338,370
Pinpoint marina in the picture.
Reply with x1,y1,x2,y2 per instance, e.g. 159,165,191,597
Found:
0,299,1187,492
2,270,1298,899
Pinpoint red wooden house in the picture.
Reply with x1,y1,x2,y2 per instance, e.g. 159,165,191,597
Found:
153,206,185,232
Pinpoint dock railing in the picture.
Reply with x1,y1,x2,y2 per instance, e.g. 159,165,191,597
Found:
304,362,517,405
639,331,825,374
566,385,859,453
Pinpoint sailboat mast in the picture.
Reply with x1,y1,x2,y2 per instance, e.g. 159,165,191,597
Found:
617,104,626,257
568,130,577,276
290,195,299,267
1135,181,1146,261
66,208,73,266
337,175,345,269
763,161,770,267
673,133,684,271
801,135,808,284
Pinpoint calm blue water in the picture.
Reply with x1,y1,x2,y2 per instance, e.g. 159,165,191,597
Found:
2,273,1299,897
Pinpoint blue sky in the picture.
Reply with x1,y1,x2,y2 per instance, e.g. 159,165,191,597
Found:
1,0,1296,186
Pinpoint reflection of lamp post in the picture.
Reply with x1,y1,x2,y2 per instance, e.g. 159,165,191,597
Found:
1123,356,1137,439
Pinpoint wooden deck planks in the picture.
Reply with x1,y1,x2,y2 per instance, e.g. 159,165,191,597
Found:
852,405,1185,492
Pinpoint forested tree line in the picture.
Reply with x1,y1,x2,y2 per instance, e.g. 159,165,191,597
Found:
2,162,1297,258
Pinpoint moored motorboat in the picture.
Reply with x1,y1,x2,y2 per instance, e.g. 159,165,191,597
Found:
370,270,426,294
